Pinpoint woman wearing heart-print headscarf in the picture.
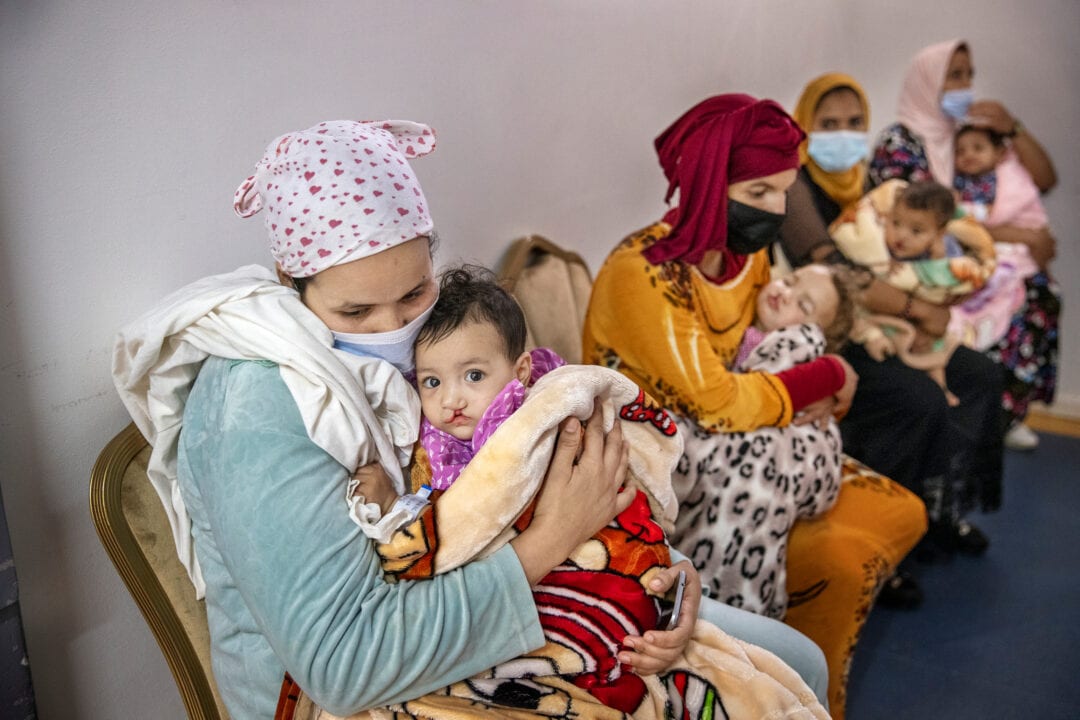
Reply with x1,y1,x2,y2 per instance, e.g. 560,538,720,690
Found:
583,93,927,718
870,39,1061,459
112,120,637,719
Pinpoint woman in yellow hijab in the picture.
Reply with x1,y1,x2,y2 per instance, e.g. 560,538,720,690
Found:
780,73,872,265
794,73,871,214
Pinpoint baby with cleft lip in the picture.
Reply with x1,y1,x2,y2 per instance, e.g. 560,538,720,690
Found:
413,266,565,487
367,264,687,713
348,264,832,716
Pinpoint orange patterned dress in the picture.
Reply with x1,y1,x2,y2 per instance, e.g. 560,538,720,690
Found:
583,222,927,719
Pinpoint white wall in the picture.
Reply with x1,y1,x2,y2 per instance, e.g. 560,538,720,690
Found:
2,1,1077,716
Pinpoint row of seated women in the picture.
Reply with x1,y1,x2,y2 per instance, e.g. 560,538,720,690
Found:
778,39,1057,594
112,37,1057,720
583,37,1057,716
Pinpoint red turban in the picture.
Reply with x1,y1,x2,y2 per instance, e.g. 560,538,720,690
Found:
645,94,805,270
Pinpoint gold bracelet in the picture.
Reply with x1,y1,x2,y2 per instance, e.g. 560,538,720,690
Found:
1007,119,1024,138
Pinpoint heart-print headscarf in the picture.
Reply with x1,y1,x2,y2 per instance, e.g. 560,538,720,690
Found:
234,120,436,277
645,94,805,276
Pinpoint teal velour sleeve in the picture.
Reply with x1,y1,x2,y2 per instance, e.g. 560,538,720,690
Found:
178,358,544,718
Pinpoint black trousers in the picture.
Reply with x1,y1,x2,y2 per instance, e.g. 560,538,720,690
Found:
840,344,1005,513
946,345,1006,512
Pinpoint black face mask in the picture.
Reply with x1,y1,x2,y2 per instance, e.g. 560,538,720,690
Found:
726,198,785,256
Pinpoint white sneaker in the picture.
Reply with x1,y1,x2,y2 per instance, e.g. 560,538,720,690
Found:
1004,422,1039,451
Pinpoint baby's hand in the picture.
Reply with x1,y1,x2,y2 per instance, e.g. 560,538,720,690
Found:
618,561,701,675
949,256,981,284
352,462,398,516
863,331,895,362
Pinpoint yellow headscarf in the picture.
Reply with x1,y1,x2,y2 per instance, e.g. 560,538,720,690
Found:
793,73,870,211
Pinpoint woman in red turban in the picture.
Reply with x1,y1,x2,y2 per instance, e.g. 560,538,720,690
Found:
583,94,927,717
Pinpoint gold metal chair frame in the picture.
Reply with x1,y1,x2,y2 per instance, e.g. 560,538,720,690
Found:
90,422,226,719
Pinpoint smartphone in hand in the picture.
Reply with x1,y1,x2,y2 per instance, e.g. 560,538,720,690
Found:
655,569,687,630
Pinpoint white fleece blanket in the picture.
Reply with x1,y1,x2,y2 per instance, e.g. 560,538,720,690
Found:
112,264,420,596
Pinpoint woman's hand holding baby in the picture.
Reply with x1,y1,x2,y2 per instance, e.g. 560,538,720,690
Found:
512,403,632,586
987,224,1056,270
908,297,951,338
967,100,1016,136
831,354,859,419
1019,226,1056,270
968,99,1057,192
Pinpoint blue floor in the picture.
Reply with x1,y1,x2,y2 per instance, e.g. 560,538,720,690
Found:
845,431,1080,719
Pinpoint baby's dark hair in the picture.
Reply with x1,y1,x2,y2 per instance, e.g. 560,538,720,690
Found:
895,181,956,228
416,264,527,362
956,124,1006,148
822,265,858,354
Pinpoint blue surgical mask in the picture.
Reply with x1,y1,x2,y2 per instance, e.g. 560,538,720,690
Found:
940,89,974,121
332,300,436,374
806,131,870,172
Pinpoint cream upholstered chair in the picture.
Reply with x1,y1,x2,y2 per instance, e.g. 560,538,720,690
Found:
90,422,228,719
498,235,593,364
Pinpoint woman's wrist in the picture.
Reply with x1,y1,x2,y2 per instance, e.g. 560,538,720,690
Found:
381,493,401,516
900,292,917,321
511,522,572,586
906,296,950,336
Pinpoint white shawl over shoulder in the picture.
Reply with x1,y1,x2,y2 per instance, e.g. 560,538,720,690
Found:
112,264,419,596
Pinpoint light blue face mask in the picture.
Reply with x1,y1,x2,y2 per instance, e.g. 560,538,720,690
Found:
806,131,870,173
940,88,974,121
332,300,436,374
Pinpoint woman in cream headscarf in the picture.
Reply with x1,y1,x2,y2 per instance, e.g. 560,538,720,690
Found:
869,40,1056,192
869,39,1061,455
